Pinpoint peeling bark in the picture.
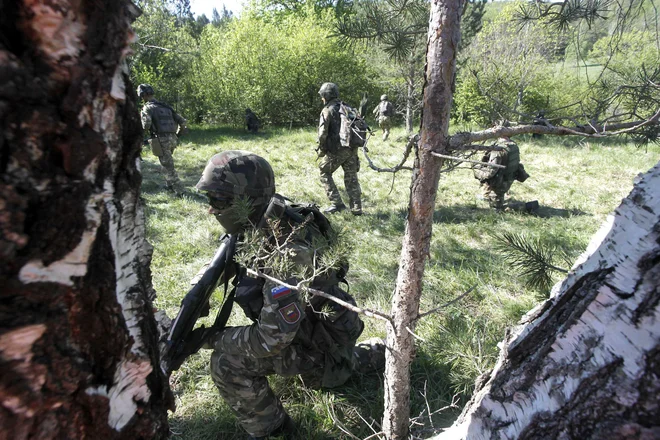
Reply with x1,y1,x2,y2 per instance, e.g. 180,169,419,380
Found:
0,1,171,439
383,1,462,438
433,162,660,440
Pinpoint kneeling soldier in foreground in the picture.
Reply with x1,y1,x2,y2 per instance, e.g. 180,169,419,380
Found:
195,150,384,439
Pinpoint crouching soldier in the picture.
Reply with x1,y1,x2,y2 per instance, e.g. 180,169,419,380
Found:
195,150,384,439
473,137,538,213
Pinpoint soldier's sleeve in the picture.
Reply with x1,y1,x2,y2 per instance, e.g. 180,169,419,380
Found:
173,111,187,127
211,242,314,358
317,108,330,149
140,106,152,131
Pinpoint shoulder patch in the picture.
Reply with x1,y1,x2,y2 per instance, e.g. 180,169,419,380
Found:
278,303,301,325
271,285,292,300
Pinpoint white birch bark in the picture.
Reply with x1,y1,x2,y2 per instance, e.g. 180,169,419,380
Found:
433,161,660,440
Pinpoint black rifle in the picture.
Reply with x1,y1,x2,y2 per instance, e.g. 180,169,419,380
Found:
162,234,238,374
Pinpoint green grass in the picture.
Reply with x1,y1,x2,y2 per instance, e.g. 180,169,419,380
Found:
142,125,659,439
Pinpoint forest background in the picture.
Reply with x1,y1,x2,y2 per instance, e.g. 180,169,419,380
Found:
130,0,659,438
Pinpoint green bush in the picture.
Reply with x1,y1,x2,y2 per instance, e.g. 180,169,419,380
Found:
192,7,377,126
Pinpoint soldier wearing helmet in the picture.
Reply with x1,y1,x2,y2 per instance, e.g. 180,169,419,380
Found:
137,83,188,196
316,82,363,215
194,151,382,439
372,94,395,141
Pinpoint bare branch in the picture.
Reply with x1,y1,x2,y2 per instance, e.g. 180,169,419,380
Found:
361,134,418,173
244,268,394,325
430,152,506,168
136,43,198,55
415,285,476,321
449,113,660,148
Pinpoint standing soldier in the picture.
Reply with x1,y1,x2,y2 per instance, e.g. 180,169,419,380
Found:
473,137,538,213
316,82,363,216
137,84,187,196
245,108,260,133
372,94,394,141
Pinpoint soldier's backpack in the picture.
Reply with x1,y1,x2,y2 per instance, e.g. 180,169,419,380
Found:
149,100,178,134
339,102,370,148
380,100,395,117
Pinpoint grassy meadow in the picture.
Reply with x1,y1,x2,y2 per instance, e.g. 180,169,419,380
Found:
141,123,659,439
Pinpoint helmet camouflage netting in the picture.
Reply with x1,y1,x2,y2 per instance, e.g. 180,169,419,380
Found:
196,150,275,204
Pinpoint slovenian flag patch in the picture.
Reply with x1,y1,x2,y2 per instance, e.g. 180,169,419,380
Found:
271,285,291,299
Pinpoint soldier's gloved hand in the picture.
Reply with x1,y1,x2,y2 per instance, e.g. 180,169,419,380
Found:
177,126,189,137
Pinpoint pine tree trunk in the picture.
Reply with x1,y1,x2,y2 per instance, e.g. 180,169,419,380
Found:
382,1,462,438
0,1,172,439
405,56,416,134
433,162,660,440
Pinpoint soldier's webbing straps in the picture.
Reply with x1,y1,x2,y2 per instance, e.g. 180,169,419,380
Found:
212,234,239,331
211,289,236,331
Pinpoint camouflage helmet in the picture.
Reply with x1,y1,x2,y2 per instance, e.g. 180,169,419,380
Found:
137,84,155,98
318,82,339,101
380,94,388,101
196,150,275,205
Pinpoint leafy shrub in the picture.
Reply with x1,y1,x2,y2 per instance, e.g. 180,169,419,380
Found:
192,7,377,126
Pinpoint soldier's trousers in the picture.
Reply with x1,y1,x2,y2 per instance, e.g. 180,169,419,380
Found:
378,116,391,141
319,148,362,210
154,133,182,191
481,179,514,210
210,344,325,437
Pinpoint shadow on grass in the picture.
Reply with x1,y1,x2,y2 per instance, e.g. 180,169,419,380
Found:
140,156,208,201
536,205,587,218
432,203,588,223
184,126,276,146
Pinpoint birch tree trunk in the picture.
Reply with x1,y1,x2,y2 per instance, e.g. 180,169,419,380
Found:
433,162,660,440
0,1,172,439
382,1,462,438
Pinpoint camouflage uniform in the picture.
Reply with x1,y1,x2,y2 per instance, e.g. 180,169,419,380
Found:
318,96,362,214
140,98,186,193
373,95,394,141
208,214,363,436
473,138,532,211
196,151,376,439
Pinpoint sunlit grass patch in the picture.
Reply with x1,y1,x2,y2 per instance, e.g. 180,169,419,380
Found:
141,123,659,438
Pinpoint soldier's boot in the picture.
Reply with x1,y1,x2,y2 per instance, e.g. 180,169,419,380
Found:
247,414,296,440
350,200,363,216
323,203,347,214
352,338,386,374
166,182,185,198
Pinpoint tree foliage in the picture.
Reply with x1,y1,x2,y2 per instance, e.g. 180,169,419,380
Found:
192,7,376,125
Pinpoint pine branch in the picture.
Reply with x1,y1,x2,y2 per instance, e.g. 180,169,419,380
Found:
492,231,569,292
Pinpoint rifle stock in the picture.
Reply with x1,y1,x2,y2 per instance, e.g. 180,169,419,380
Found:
163,234,237,373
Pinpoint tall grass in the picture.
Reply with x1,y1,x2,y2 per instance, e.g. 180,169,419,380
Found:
142,125,659,439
